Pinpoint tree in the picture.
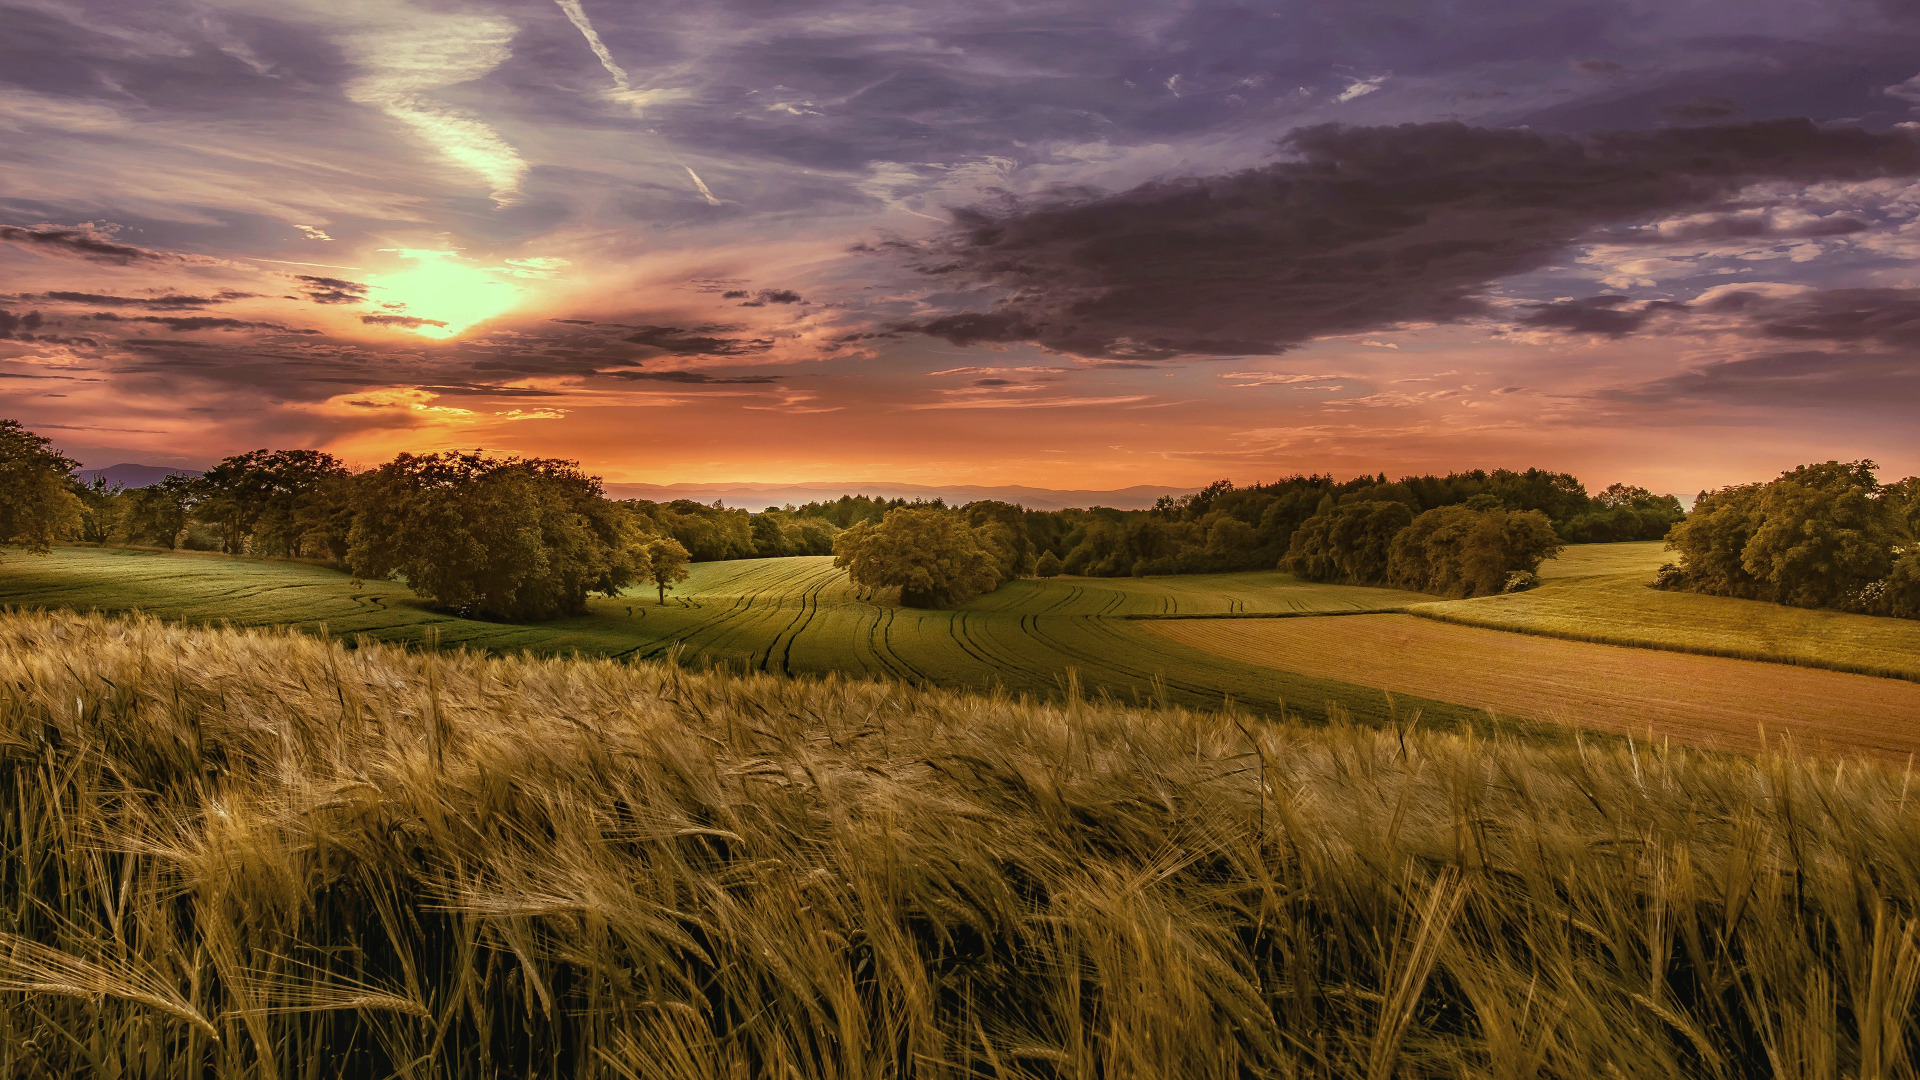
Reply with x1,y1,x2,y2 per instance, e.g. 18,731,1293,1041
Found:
1034,550,1062,578
0,419,83,555
645,536,691,604
1388,505,1562,597
122,475,194,549
347,452,647,621
1282,500,1415,584
194,449,350,556
833,507,1007,608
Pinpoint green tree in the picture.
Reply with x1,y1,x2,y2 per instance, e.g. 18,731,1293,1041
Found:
834,507,1006,608
1388,505,1562,597
1282,501,1415,584
1034,550,1062,578
645,536,692,604
347,452,646,620
122,475,194,549
0,419,83,555
1740,461,1898,608
194,449,350,556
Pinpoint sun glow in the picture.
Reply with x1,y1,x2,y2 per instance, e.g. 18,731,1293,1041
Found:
365,249,525,338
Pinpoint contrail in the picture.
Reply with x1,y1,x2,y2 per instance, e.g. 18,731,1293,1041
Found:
683,166,723,207
552,0,631,91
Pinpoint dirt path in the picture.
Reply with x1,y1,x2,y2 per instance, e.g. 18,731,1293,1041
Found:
1148,614,1920,762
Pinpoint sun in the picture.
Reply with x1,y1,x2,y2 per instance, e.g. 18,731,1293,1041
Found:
365,249,524,338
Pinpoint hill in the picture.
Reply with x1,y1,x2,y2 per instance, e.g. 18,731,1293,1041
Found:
2,608,1916,1077
73,462,201,488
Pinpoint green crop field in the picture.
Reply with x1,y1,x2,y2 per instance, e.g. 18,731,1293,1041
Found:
0,546,1481,729
1413,541,1920,680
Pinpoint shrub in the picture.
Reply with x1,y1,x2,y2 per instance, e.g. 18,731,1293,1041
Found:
1034,550,1062,577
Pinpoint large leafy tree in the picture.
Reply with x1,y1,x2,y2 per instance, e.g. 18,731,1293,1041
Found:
194,449,351,556
0,419,83,555
833,506,1007,608
1283,500,1415,584
1669,461,1915,611
122,475,194,549
347,452,649,621
1388,504,1563,597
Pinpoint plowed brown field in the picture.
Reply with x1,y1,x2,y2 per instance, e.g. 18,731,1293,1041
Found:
1149,614,1920,761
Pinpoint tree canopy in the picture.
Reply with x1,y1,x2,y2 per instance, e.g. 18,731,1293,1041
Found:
347,452,649,620
833,507,1010,608
0,419,83,555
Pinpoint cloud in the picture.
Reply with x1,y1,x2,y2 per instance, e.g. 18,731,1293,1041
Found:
87,313,317,333
0,225,176,264
295,225,334,241
607,370,781,384
902,394,1153,410
37,291,254,309
0,308,44,339
736,289,804,307
623,325,774,356
1723,287,1920,348
342,12,528,206
296,276,370,305
1514,295,1691,337
1609,350,1920,409
1219,371,1350,386
493,407,569,420
361,313,448,329
1657,95,1746,123
897,120,1920,360
552,0,634,92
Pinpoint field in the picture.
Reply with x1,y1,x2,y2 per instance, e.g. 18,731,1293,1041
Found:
5,608,1920,1078
0,546,1465,728
1412,541,1920,680
1149,613,1920,762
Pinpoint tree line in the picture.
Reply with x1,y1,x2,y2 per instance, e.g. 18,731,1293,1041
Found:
1664,460,1919,619
4,416,1695,617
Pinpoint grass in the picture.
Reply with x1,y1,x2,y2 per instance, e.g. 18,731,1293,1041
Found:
1415,541,1920,681
4,608,1920,1078
0,546,1476,729
1149,613,1920,762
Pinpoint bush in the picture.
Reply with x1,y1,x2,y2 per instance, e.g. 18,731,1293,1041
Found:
1388,505,1563,597
1034,550,1062,577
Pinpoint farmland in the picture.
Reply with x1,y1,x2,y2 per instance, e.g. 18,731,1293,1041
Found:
7,607,1920,1078
1411,541,1920,680
1149,613,1920,762
0,546,1468,728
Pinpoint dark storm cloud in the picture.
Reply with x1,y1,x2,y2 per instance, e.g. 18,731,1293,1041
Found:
736,289,804,307
1610,350,1920,408
1599,212,1872,245
1516,296,1691,337
294,276,369,305
608,370,782,384
0,225,178,265
897,119,1920,359
623,325,774,357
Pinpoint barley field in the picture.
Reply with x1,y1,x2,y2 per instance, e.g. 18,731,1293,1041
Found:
1414,542,1920,681
0,546,1468,727
3,608,1919,1078
1150,613,1920,762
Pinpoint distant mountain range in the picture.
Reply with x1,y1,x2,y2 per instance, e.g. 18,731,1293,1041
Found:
600,482,1191,511
76,463,202,488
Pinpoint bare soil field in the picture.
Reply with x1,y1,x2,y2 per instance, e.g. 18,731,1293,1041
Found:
1149,613,1920,761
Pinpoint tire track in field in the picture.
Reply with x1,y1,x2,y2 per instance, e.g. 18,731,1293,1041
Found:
757,562,839,674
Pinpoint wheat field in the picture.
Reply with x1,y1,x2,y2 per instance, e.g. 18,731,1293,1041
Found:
3,608,1919,1078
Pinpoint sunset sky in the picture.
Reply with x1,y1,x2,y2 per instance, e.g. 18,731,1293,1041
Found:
4,0,1920,494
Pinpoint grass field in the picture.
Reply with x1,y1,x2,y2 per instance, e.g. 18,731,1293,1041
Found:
1414,541,1920,680
6,608,1920,1078
0,546,1468,728
1150,613,1920,762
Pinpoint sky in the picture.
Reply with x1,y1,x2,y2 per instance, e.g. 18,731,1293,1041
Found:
3,0,1920,495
